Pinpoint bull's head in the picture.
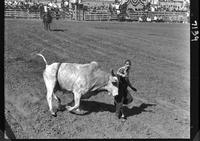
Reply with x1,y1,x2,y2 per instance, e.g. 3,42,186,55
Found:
106,69,119,97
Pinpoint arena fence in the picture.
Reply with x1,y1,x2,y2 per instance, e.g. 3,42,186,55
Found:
128,11,189,22
5,9,40,19
84,13,110,21
4,9,72,19
84,11,189,23
5,9,189,23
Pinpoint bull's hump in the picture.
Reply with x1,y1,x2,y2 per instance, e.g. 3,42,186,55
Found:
91,61,98,65
90,61,99,71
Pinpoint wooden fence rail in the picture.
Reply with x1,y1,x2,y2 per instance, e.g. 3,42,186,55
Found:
84,13,110,21
84,11,188,22
5,10,40,19
128,11,188,22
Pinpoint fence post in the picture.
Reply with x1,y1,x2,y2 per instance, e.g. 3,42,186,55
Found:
75,4,77,20
83,9,84,20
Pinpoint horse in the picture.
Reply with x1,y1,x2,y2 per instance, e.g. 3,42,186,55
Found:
109,2,129,21
118,2,129,21
42,10,53,31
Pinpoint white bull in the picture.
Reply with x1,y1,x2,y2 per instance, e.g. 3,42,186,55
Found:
37,54,119,116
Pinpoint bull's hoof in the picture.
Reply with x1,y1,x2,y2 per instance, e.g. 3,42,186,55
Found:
75,108,80,112
52,113,57,117
50,110,57,117
121,118,127,122
66,106,72,111
51,112,57,117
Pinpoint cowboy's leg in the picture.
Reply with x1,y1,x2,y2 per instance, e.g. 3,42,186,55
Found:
114,96,124,119
123,89,133,105
126,90,133,105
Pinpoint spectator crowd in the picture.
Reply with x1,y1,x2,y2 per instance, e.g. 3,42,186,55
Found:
5,0,189,13
5,0,60,12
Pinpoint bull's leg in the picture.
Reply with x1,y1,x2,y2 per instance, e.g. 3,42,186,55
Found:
66,92,81,112
46,89,55,115
53,93,61,108
44,76,57,116
53,94,61,104
67,99,80,112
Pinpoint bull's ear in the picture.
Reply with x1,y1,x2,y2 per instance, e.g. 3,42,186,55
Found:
111,69,115,76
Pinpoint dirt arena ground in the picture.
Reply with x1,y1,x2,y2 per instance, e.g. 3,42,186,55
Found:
4,19,190,139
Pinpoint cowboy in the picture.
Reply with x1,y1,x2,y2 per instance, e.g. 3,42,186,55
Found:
114,59,137,120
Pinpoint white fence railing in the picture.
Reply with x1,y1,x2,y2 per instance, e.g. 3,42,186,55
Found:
5,9,40,19
84,13,110,21
4,9,72,19
84,11,189,22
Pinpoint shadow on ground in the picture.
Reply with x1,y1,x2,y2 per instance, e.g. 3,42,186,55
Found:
124,103,156,118
57,100,156,117
51,29,67,32
4,119,16,139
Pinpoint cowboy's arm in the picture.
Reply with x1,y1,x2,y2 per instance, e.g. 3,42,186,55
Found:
126,77,137,92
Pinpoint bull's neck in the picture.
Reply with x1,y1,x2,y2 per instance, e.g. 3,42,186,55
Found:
97,72,110,91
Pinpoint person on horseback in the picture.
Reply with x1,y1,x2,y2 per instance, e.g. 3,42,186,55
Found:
114,59,137,120
44,4,48,13
118,1,130,21
43,4,52,31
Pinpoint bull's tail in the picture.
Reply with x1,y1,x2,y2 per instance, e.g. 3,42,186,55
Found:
36,53,48,66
